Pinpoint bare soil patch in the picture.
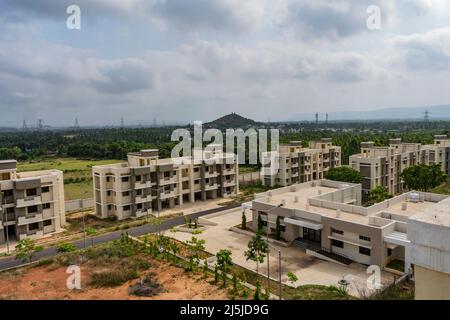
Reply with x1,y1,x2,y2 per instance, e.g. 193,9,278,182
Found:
0,260,228,300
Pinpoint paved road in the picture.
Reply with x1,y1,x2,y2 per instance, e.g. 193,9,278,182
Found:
0,204,240,271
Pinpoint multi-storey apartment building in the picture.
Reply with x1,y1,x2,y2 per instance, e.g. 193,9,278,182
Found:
247,179,448,272
0,160,66,245
350,136,450,200
93,148,239,220
261,138,341,187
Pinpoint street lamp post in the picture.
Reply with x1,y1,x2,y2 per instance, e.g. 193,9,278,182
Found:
151,186,164,238
262,203,283,299
80,195,86,249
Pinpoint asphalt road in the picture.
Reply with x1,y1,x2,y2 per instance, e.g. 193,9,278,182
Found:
0,203,240,271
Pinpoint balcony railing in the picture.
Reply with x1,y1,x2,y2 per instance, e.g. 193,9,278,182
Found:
18,213,43,226
16,196,42,208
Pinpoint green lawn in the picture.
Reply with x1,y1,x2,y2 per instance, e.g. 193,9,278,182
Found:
17,158,123,200
239,165,260,174
431,182,450,195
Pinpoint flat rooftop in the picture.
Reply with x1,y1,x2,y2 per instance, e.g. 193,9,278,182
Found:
16,169,61,179
409,197,450,227
252,180,448,227
383,200,437,218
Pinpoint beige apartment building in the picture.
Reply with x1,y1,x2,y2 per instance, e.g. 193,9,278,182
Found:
0,160,66,245
261,138,341,187
92,149,239,220
247,179,448,271
350,135,450,200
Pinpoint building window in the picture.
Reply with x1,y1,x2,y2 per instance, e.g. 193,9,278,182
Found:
136,189,142,195
137,203,143,210
107,191,111,196
331,239,344,248
41,186,50,193
195,180,200,184
194,168,199,172
106,177,111,182
3,189,13,197
6,207,14,214
121,177,129,182
26,188,37,197
27,205,38,214
136,175,142,182
29,222,39,231
122,191,130,197
331,228,344,235
108,205,112,210
123,205,131,211
387,248,393,256
359,247,371,256
359,235,371,242
43,220,52,227
42,203,51,210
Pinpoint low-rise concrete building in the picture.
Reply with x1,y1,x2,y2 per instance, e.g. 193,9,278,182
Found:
0,160,66,245
261,139,341,187
92,149,238,220
247,179,448,271
408,197,450,300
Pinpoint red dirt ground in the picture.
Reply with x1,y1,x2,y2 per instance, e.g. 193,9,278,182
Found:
0,261,229,300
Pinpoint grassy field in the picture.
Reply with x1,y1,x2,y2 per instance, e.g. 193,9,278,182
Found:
431,182,450,195
17,158,123,200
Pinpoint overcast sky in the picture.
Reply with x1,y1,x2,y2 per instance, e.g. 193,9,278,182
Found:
1,0,450,126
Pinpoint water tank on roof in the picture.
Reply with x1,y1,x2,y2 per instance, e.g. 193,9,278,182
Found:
408,192,420,203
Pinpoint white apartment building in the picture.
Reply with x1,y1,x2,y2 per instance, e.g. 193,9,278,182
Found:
93,148,239,220
350,136,450,200
248,179,449,272
261,139,341,187
0,160,66,245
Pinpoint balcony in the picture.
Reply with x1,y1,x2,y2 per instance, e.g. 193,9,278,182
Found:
159,177,176,185
160,190,176,199
205,183,218,191
134,181,153,189
222,180,236,188
18,213,43,226
204,171,219,178
16,196,42,208
135,195,152,204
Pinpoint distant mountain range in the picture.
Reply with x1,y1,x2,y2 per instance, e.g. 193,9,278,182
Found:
291,105,450,122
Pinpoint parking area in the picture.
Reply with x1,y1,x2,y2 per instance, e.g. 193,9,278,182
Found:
167,208,396,298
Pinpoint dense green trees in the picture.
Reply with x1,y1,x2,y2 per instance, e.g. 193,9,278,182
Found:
366,186,392,206
401,164,448,192
326,166,363,183
0,122,448,163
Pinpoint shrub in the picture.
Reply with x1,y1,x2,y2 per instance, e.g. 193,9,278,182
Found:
129,272,164,297
56,242,77,253
90,268,139,287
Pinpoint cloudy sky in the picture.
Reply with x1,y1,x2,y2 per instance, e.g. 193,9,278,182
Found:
1,0,450,126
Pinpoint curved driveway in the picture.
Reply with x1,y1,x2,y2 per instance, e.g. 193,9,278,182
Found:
0,204,240,271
